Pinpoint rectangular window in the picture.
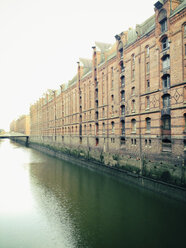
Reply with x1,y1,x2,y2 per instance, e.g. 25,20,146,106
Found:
147,80,150,89
162,56,170,69
161,19,167,33
146,96,150,109
146,63,150,73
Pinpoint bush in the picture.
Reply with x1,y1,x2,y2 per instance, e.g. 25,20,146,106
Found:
160,170,171,182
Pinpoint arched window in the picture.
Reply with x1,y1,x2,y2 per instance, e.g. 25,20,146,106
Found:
121,76,125,87
162,55,170,70
146,117,151,131
120,61,124,72
146,46,149,56
102,108,105,118
102,122,105,134
111,94,114,101
121,90,125,101
162,74,170,89
161,36,169,50
132,87,135,95
89,124,92,135
111,121,115,133
84,125,86,135
131,119,136,133
132,100,135,112
163,94,170,108
146,96,150,109
111,105,114,115
118,42,123,58
132,54,135,64
121,105,125,115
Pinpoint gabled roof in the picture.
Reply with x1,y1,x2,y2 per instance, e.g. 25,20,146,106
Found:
171,0,186,17
95,41,112,52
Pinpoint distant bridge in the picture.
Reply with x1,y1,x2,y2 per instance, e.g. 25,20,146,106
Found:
0,132,29,145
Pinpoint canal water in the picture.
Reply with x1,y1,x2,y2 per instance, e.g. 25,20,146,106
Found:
0,139,186,248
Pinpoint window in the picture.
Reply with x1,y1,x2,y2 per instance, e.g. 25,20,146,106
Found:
160,19,167,33
111,67,114,77
145,139,147,146
120,61,124,72
102,122,105,134
147,80,150,89
102,108,105,118
111,121,115,133
146,46,149,56
131,119,136,133
111,79,114,88
132,54,135,64
163,94,170,108
95,111,99,120
162,37,169,50
111,94,114,101
149,139,151,146
95,123,99,135
121,105,125,115
120,137,125,145
121,76,125,87
162,115,171,130
118,42,123,58
146,62,150,73
96,138,99,146
121,120,125,135
162,74,170,89
132,87,135,95
111,105,114,115
132,69,135,80
146,117,151,131
121,90,125,101
146,96,150,109
89,124,92,135
162,55,170,69
84,125,86,135
132,100,135,112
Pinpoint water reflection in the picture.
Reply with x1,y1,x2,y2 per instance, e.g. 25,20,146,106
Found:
0,139,186,248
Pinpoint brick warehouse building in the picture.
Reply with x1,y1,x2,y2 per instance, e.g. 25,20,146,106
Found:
29,0,186,185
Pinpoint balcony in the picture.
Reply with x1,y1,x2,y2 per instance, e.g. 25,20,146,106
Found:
161,107,170,117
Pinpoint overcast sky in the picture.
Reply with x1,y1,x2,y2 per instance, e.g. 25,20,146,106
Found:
0,0,155,130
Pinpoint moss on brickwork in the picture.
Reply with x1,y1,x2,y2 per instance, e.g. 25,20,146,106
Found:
29,140,186,188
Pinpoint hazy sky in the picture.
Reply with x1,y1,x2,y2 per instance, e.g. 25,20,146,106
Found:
0,0,155,130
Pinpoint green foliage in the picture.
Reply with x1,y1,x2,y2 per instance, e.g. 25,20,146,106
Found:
112,154,119,161
160,170,171,182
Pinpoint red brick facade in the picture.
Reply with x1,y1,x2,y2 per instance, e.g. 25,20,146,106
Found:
29,1,186,172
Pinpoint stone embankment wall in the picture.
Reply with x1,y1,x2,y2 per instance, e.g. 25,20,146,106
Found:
26,138,186,203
